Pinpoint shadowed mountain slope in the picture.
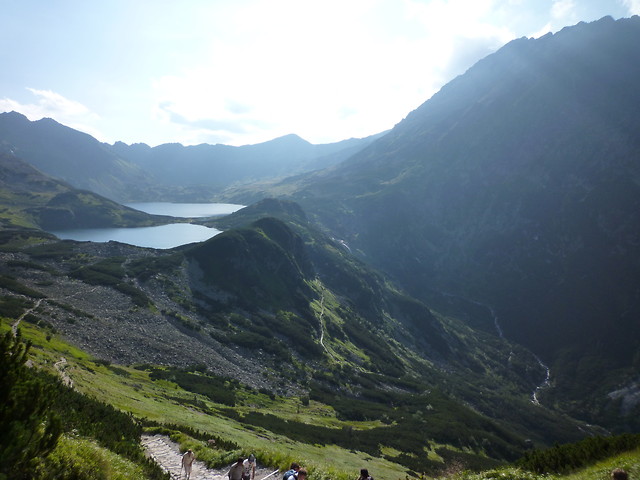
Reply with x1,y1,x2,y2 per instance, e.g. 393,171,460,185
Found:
0,112,154,201
282,16,640,430
0,196,601,474
0,152,169,229
110,132,384,191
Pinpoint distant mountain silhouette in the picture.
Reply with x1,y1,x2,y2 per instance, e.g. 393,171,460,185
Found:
0,111,383,202
287,16,640,429
0,112,155,202
110,132,384,189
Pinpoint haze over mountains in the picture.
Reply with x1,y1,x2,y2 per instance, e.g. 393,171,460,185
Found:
0,111,383,202
111,132,385,192
1,15,639,472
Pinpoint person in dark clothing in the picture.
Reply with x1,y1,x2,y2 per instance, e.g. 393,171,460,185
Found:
357,468,373,480
612,469,628,480
229,458,245,480
283,462,300,480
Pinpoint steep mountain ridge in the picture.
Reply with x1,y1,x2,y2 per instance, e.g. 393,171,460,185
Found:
0,111,155,201
281,16,640,429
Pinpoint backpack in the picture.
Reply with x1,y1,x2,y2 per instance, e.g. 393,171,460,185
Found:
283,470,297,480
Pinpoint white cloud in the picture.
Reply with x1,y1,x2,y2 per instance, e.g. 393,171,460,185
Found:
149,3,397,144
529,22,554,38
149,0,518,145
0,89,106,141
551,0,576,20
3,1,630,147
25,88,91,117
622,0,640,14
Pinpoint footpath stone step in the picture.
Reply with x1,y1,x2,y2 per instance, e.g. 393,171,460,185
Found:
142,434,276,480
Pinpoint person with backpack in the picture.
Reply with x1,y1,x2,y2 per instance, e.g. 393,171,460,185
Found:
357,468,373,480
228,457,245,480
283,462,300,480
243,454,257,480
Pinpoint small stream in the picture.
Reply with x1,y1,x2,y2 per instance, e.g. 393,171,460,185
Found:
531,354,551,405
438,291,551,404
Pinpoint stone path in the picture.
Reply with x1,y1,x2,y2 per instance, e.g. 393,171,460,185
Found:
54,356,74,388
11,297,43,336
142,434,278,480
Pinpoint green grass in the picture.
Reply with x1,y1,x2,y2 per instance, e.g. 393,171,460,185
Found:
563,448,640,480
34,435,150,479
5,319,640,480
448,448,640,480
8,320,408,480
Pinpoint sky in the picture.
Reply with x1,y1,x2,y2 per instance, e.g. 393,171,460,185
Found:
1,1,638,147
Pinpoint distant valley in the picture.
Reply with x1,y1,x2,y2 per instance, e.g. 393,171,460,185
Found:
1,14,640,480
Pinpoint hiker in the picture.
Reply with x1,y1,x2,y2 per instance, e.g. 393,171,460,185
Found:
182,449,196,479
612,469,628,480
243,454,257,480
229,457,245,480
297,468,308,480
358,468,373,480
283,462,300,480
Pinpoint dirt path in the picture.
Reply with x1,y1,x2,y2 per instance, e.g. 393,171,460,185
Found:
314,282,338,362
11,297,43,336
54,357,73,388
142,434,277,480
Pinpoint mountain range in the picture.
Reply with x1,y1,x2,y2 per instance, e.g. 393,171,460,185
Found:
279,15,640,430
0,14,639,476
0,111,382,202
0,197,594,474
111,131,384,192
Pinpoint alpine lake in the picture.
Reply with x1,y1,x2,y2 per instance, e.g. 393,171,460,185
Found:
49,202,244,249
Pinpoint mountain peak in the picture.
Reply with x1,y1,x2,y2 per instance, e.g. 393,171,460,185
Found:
260,133,311,147
0,110,30,123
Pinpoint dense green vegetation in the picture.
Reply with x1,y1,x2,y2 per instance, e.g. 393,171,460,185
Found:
70,257,151,307
518,434,640,474
127,253,184,281
139,363,521,473
147,366,239,406
0,321,168,480
0,274,46,298
2,310,640,480
0,329,61,479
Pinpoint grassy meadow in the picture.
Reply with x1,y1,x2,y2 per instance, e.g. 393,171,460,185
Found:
3,320,407,480
3,318,639,480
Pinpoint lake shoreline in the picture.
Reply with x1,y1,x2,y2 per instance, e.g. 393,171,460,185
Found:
48,202,244,249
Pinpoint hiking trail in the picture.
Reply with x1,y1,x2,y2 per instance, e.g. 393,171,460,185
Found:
314,282,338,361
142,434,275,480
11,297,43,336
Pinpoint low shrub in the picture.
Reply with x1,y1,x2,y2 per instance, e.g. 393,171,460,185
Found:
518,434,640,474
